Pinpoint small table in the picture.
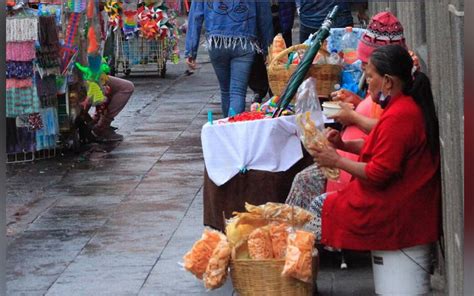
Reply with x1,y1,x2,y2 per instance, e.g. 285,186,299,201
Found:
201,115,314,231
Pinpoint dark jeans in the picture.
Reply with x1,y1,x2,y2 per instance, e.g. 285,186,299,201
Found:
299,23,319,44
247,53,269,100
208,45,255,117
299,22,354,44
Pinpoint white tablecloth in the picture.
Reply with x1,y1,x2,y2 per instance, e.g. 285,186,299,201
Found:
201,115,304,186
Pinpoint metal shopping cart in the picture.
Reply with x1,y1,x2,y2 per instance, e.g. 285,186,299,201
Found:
110,29,168,78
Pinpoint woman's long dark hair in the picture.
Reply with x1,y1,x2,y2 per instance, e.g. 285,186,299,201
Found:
370,45,440,156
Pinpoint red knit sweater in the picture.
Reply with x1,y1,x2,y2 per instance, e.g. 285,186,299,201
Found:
321,94,441,250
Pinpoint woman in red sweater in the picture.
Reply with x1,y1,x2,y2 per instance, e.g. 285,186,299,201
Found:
307,44,441,251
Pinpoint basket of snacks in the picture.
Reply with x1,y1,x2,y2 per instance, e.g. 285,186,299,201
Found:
227,203,319,296
267,37,342,99
183,202,319,295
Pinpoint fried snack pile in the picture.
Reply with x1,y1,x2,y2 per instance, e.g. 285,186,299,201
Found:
247,226,273,260
269,223,289,259
183,229,225,279
203,239,232,290
185,203,317,290
245,202,314,226
297,111,340,180
281,230,316,283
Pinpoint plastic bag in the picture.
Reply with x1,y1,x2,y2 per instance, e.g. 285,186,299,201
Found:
295,77,324,135
247,226,273,260
203,239,232,290
296,112,340,180
244,202,314,226
269,222,290,259
282,230,316,283
183,228,225,279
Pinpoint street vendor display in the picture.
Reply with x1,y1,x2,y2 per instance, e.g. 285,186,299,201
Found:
201,6,341,232
184,203,318,294
6,3,61,161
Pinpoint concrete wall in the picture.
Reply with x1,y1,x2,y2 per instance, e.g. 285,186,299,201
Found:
368,1,464,295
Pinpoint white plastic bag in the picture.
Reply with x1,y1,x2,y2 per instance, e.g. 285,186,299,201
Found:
295,77,324,138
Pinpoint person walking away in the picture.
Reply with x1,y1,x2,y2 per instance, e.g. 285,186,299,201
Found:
185,1,274,117
296,0,367,43
248,0,296,103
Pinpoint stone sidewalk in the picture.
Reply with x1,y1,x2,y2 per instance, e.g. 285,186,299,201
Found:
6,38,379,295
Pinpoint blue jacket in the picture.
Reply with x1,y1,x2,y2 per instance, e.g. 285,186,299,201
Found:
295,0,353,29
185,0,274,59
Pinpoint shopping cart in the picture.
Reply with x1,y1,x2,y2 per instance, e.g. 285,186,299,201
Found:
110,30,168,78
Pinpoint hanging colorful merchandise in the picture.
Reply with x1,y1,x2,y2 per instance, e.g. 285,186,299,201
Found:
6,11,42,157
60,12,81,73
75,0,111,106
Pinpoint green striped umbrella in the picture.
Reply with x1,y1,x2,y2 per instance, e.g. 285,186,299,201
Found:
273,5,340,117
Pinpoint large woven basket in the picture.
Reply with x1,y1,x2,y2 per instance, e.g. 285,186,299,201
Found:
230,255,319,296
267,44,342,99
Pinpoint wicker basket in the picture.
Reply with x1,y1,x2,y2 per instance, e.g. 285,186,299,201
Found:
230,255,319,296
267,44,342,99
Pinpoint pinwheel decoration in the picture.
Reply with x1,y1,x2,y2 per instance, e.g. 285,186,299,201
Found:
104,0,123,31
137,5,172,40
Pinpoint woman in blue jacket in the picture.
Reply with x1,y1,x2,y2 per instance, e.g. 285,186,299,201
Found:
185,0,274,117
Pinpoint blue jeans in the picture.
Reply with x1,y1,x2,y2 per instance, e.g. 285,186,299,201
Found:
208,45,255,117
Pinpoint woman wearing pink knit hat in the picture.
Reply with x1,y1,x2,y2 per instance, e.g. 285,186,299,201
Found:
286,11,420,242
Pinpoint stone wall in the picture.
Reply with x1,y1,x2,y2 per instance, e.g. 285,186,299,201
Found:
368,1,464,295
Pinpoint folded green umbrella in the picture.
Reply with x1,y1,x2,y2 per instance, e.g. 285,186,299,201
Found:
273,5,340,118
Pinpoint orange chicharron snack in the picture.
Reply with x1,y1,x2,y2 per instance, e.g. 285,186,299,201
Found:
282,230,316,283
183,228,225,279
269,223,289,259
247,226,273,260
245,202,314,226
203,239,232,290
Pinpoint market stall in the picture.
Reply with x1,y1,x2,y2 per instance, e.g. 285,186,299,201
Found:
201,10,365,231
6,3,62,163
5,0,181,162
189,6,376,295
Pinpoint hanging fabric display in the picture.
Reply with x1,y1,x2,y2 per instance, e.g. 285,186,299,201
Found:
60,12,81,73
6,41,37,61
6,17,38,42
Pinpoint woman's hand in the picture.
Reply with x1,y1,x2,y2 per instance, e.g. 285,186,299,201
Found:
323,128,345,150
330,89,362,107
186,57,197,71
307,142,341,168
330,102,356,126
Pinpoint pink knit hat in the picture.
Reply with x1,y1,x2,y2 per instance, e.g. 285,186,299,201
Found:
357,11,407,63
